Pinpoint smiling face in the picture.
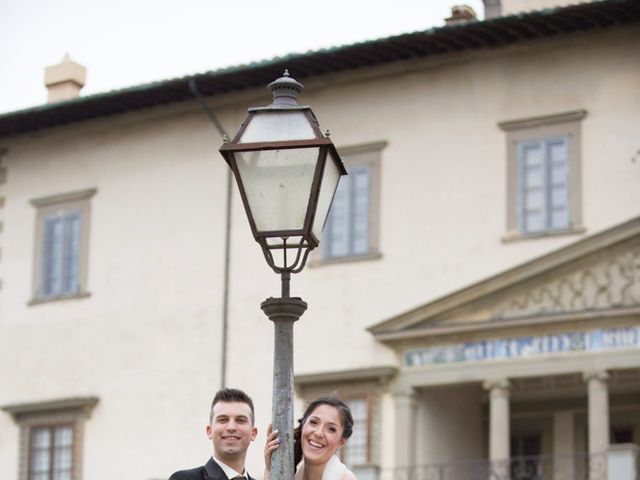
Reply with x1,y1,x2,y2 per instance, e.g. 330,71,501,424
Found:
300,404,347,466
207,401,257,465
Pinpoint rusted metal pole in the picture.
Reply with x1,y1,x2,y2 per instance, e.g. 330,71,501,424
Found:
261,295,307,480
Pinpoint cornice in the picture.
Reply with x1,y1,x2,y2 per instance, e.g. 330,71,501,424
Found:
1,396,99,420
295,366,398,386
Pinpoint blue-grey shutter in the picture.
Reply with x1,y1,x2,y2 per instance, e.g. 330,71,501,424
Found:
518,141,546,234
350,165,370,255
30,428,52,480
42,216,64,296
325,177,350,257
547,136,570,229
62,212,81,294
54,426,74,480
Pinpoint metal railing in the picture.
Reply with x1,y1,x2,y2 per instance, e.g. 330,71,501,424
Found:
380,454,610,480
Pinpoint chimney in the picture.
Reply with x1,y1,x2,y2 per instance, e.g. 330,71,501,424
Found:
44,54,86,103
483,0,502,19
445,5,478,25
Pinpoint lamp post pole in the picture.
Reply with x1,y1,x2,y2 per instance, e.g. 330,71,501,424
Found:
219,71,347,480
262,274,307,480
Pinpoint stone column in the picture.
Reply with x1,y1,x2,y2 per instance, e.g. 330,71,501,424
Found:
484,379,511,479
584,370,610,480
393,388,417,475
553,411,575,479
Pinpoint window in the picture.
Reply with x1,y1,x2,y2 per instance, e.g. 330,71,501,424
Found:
321,142,383,262
342,398,369,466
510,432,542,479
499,110,586,240
30,425,74,480
31,189,96,303
1,397,98,480
517,136,570,234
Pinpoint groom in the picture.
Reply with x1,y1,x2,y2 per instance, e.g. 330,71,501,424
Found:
169,388,258,480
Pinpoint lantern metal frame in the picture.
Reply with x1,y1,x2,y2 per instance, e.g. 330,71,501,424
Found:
219,83,347,277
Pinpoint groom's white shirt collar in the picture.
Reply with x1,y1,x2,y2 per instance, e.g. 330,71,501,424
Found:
212,456,247,480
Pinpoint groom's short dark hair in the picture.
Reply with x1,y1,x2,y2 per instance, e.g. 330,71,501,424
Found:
210,388,255,424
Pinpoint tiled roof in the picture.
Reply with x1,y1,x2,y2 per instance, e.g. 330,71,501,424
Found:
1,0,638,138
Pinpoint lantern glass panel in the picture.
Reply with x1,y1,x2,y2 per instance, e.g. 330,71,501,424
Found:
240,111,317,143
236,147,320,232
311,153,342,242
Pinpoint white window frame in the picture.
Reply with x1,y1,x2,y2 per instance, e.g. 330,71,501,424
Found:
499,110,586,242
30,189,96,304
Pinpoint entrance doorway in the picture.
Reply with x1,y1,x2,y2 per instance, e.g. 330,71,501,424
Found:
511,432,542,479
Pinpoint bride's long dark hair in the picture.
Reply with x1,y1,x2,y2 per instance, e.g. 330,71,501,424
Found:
293,396,354,470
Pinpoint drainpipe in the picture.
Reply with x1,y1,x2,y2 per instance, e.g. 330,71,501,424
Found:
188,79,231,389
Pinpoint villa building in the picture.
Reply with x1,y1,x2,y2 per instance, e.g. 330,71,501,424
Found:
1,1,639,479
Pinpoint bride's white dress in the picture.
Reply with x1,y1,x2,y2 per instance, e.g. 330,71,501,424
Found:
295,456,346,480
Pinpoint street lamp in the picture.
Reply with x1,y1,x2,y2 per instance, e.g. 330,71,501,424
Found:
219,71,347,479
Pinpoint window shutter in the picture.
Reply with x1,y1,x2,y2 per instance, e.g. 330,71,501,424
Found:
518,141,546,234
325,177,350,257
62,213,82,294
547,136,570,229
53,426,74,480
350,165,370,255
30,428,52,480
42,217,64,296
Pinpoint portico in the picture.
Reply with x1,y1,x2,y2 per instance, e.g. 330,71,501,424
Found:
371,218,640,479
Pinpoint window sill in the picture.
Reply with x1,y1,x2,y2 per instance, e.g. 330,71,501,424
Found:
502,225,586,244
28,291,91,306
309,251,382,267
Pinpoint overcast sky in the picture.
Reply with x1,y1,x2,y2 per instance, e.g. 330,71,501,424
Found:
0,0,485,113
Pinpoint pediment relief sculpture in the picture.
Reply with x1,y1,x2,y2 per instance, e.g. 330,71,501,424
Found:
425,243,640,328
493,244,640,321
370,218,640,341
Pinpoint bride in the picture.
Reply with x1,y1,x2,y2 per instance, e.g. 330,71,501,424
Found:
264,396,358,480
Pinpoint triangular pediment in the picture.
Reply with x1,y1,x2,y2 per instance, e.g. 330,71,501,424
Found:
369,217,640,343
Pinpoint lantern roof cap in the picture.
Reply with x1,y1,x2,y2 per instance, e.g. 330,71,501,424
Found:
266,70,304,109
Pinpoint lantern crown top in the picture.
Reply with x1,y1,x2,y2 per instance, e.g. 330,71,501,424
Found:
267,70,304,108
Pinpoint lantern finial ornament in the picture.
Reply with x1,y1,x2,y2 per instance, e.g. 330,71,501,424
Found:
267,70,304,107
219,72,347,276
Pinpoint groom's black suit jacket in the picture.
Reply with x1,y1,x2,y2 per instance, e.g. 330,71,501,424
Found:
169,458,255,480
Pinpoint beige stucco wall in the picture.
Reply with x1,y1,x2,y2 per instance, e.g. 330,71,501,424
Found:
0,25,639,480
